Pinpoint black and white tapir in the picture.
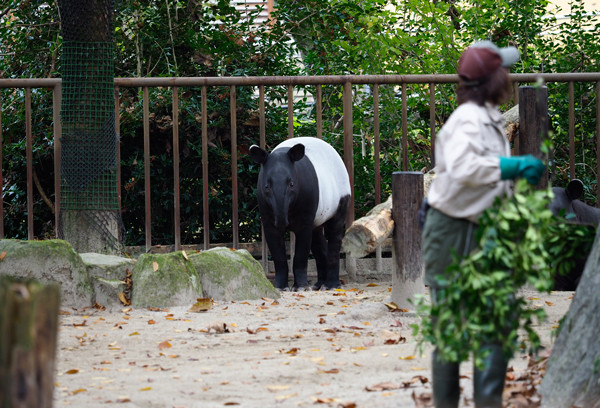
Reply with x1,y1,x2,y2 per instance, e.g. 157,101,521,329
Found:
550,179,600,291
249,137,351,291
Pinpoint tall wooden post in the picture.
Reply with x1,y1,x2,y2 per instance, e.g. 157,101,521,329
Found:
391,172,425,308
519,86,549,187
0,278,60,408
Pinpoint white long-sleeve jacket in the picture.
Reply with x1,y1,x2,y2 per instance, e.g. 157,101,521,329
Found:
427,101,512,223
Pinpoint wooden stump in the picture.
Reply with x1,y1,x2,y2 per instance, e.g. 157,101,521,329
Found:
0,277,60,408
391,172,425,308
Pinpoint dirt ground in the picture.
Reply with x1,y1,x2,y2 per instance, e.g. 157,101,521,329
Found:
53,280,573,408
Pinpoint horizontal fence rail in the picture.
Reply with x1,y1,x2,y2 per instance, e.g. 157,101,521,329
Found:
1,73,600,268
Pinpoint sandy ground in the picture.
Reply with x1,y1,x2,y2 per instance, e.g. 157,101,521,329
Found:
53,280,573,408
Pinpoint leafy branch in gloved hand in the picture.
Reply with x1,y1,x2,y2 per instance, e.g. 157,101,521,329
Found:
410,179,596,368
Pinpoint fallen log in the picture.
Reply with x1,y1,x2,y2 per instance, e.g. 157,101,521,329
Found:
342,196,394,258
343,172,436,258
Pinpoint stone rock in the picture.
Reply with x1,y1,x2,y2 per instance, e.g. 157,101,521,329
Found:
81,253,136,308
131,251,201,308
0,239,94,308
189,247,279,301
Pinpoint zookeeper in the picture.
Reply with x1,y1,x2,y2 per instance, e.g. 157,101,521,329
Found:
422,40,546,408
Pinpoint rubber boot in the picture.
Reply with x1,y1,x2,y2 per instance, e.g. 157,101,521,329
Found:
473,345,508,408
432,350,460,408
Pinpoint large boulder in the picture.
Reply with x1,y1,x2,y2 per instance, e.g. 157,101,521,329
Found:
189,247,279,300
81,253,136,307
0,239,94,308
131,251,201,308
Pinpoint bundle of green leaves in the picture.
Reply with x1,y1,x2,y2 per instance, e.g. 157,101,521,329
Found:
411,179,596,368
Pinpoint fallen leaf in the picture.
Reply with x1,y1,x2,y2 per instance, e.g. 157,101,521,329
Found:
118,292,131,306
65,369,79,375
129,331,140,336
158,341,172,350
148,319,156,325
318,368,340,374
367,282,379,287
399,355,415,360
152,261,159,271
545,301,554,306
182,250,189,260
188,298,212,313
266,385,290,392
207,321,230,333
402,375,429,388
71,388,86,395
366,382,400,392
275,393,298,401
139,387,152,391
0,251,6,261
411,391,433,408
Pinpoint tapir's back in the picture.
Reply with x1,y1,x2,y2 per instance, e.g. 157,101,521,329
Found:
274,137,351,226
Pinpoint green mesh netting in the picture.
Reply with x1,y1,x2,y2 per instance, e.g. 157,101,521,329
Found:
57,0,123,251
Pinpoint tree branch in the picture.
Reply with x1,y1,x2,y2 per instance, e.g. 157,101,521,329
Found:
33,170,55,215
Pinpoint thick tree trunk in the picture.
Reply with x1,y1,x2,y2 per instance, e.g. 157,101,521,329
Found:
0,278,60,408
57,0,122,254
539,228,600,407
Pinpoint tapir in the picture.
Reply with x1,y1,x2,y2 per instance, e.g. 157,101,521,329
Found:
550,179,600,291
249,137,351,291
550,179,600,224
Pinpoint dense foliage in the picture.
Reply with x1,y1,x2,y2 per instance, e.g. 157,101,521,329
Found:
1,0,600,245
411,178,596,367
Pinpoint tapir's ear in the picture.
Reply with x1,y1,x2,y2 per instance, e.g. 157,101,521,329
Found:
249,145,268,164
566,179,584,200
288,143,305,163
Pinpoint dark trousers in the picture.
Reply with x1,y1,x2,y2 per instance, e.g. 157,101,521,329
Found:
422,208,508,408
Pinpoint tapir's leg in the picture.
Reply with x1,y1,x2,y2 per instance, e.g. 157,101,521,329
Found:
323,196,350,289
291,227,312,290
264,227,289,290
311,226,328,290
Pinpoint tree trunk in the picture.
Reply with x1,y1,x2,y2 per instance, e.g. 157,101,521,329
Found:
0,278,60,408
539,228,600,407
57,0,122,254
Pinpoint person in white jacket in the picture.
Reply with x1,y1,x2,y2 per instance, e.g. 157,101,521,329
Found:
422,41,545,408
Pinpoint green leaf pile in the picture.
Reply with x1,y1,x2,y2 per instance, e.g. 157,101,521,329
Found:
412,179,596,368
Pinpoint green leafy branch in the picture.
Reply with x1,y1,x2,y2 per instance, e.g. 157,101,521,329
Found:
411,179,596,368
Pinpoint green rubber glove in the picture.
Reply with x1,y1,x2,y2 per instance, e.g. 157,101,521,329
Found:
499,155,545,185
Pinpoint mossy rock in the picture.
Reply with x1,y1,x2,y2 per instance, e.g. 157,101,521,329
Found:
189,247,279,301
81,253,136,308
0,239,94,308
131,252,201,308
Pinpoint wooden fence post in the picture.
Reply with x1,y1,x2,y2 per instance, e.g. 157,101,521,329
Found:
391,172,425,308
519,85,549,187
0,278,60,408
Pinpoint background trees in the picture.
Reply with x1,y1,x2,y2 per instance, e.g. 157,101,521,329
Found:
1,0,599,245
